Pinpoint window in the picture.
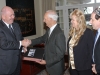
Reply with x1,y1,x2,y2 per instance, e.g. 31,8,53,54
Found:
56,0,100,38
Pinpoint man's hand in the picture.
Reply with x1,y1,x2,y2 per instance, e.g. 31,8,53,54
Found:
92,64,97,74
22,47,27,53
35,59,46,65
23,58,46,65
21,39,31,47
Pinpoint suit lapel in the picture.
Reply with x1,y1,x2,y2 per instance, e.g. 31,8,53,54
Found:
0,21,17,40
1,21,14,36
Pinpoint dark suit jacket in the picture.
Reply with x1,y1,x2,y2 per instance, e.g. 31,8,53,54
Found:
67,28,94,71
94,34,100,74
31,24,66,75
0,20,23,74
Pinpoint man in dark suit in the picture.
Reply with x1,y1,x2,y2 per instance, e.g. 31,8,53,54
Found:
90,7,100,75
0,6,31,75
31,10,66,75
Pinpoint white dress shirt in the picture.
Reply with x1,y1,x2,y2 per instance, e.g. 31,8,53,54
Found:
49,24,57,36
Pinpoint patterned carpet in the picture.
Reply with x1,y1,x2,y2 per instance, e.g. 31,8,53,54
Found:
36,69,70,75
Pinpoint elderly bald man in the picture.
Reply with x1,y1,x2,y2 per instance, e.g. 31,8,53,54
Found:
0,6,31,75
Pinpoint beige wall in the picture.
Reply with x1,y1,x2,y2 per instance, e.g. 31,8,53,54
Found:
0,0,43,40
0,0,6,19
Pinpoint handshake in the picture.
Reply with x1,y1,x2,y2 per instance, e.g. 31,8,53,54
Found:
21,39,32,53
21,39,32,48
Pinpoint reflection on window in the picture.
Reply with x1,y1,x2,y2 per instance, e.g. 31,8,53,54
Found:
83,7,93,26
84,7,93,14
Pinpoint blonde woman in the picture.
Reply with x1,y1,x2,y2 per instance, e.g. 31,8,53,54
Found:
67,9,94,75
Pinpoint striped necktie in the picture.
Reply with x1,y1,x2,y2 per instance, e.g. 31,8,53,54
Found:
9,25,15,35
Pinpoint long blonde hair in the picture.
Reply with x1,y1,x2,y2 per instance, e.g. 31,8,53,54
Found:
69,9,86,46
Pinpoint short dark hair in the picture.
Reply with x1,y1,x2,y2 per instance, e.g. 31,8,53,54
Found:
93,7,100,20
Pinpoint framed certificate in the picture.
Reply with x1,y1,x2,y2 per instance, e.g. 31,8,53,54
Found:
24,47,44,59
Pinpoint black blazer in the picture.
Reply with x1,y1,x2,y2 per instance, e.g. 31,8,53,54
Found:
94,35,100,73
31,24,66,75
0,20,23,74
67,28,94,71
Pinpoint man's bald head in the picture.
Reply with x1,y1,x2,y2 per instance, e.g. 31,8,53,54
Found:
1,6,13,15
1,6,15,24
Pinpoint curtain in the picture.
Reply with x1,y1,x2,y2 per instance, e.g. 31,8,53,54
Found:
42,0,56,15
42,0,56,30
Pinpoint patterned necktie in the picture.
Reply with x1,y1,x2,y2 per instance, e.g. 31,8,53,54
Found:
9,25,15,35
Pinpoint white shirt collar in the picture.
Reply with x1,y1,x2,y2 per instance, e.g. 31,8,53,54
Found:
98,28,100,35
49,24,57,35
2,20,12,28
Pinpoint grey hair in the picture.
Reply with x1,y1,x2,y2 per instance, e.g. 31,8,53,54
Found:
46,10,58,21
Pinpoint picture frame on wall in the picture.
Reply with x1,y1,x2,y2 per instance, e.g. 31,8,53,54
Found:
6,0,36,37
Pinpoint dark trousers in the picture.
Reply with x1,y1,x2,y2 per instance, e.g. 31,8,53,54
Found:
69,67,93,75
0,58,21,75
93,73,100,75
0,63,21,75
11,57,21,75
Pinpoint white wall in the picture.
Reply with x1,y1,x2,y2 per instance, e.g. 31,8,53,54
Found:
0,0,6,19
0,0,43,40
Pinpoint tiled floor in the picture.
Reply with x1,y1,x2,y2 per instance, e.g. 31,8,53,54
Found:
36,69,70,75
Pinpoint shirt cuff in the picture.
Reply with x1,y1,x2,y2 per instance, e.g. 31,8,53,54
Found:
19,41,21,49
